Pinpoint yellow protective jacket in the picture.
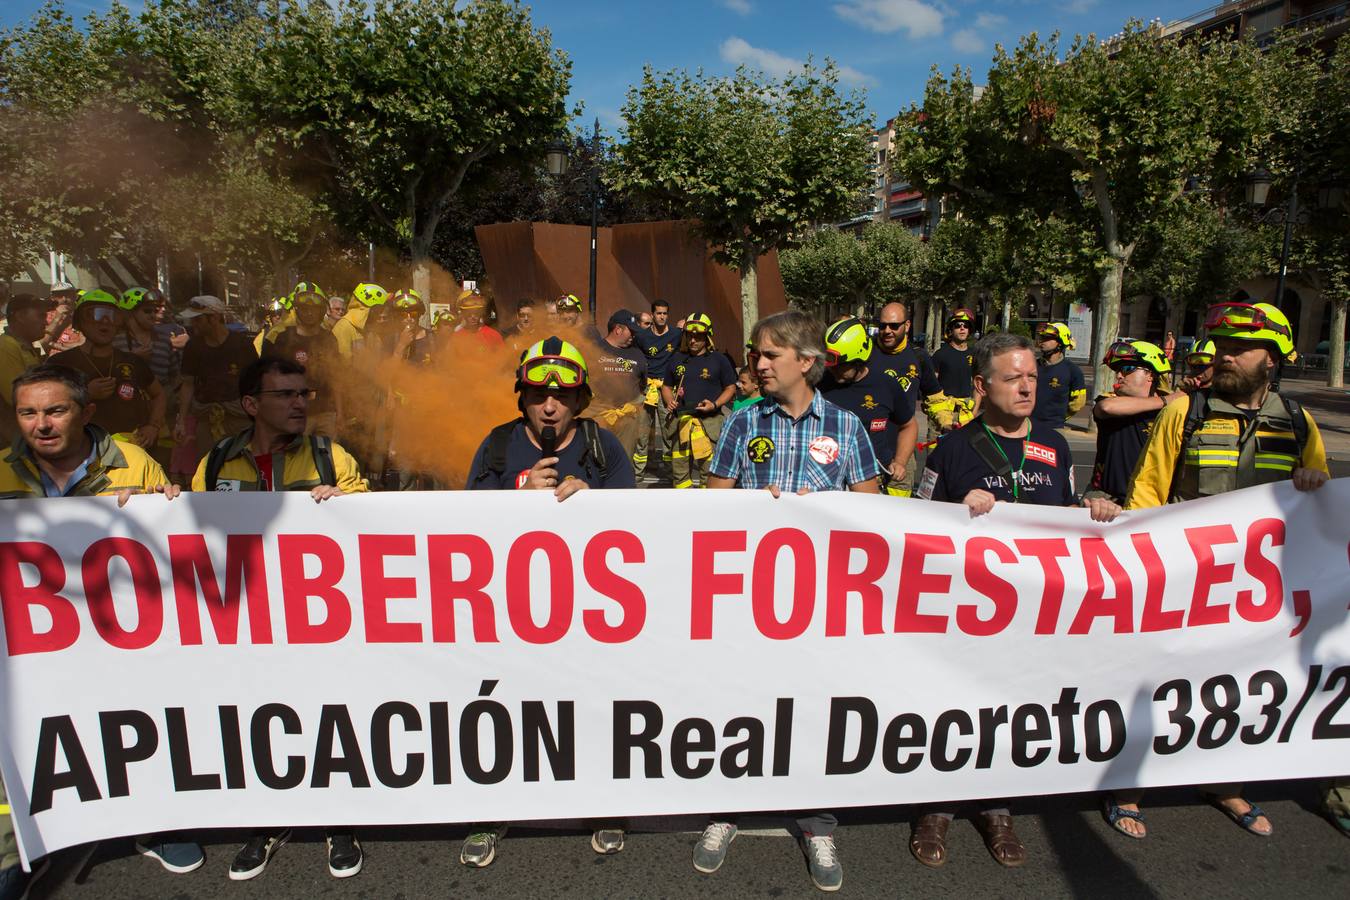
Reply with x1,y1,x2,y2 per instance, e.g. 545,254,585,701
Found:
253,310,298,354
1125,390,1327,509
330,306,371,360
191,428,368,493
0,426,168,499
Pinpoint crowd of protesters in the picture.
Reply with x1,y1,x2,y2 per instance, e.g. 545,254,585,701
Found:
0,278,1346,895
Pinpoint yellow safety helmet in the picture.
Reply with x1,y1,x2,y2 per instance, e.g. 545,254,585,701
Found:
267,296,288,315
291,281,325,307
459,291,488,311
945,307,976,331
1037,321,1075,351
1186,338,1216,368
120,287,159,310
555,293,582,313
75,288,120,310
516,336,590,392
1204,301,1295,359
352,282,388,307
1104,339,1171,376
392,289,425,312
682,312,716,350
824,316,872,367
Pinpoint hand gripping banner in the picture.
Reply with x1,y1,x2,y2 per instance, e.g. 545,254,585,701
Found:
0,483,1347,864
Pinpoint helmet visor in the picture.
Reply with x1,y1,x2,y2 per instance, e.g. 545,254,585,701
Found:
293,290,325,306
1203,303,1290,341
1104,340,1142,368
520,356,585,389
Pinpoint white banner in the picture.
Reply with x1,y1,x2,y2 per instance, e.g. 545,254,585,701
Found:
1,483,1348,863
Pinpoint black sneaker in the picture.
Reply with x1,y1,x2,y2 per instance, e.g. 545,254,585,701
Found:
326,832,363,878
228,830,290,881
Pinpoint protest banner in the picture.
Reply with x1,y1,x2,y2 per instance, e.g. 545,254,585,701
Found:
0,482,1346,864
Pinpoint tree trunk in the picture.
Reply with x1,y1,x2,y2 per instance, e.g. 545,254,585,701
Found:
739,252,759,340
1329,296,1347,389
1093,258,1126,404
926,300,941,352
1000,294,1012,332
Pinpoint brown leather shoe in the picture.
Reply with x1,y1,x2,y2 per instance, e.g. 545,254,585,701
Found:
978,814,1026,867
909,814,950,868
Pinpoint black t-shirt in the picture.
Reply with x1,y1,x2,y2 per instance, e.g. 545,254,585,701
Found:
633,326,683,380
589,339,649,408
664,350,736,413
1032,357,1085,424
931,343,974,398
264,327,340,414
49,348,156,436
820,364,916,470
918,416,1075,506
868,342,942,411
466,420,637,490
182,331,259,403
1088,396,1157,502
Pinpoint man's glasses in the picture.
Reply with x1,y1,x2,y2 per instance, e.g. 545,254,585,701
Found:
256,388,316,401
951,322,970,329
877,321,907,331
1113,365,1141,376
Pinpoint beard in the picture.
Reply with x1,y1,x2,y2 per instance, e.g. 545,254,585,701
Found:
1211,363,1268,400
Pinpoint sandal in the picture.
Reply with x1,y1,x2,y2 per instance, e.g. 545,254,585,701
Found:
1102,795,1147,839
976,814,1026,868
909,814,949,868
1206,795,1273,837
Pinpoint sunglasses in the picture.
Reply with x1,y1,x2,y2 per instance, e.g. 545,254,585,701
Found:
1113,364,1141,376
257,388,317,401
88,306,117,323
877,321,907,331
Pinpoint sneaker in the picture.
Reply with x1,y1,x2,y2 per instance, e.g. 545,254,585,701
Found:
590,828,625,854
801,833,843,893
228,830,291,881
326,832,363,878
135,838,205,874
459,825,507,868
692,822,737,874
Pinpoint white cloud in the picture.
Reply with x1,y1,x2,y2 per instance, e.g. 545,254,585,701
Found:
974,12,1008,30
950,28,985,54
720,0,753,14
719,37,875,87
832,0,944,39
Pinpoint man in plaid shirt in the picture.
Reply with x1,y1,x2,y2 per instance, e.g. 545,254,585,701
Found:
695,310,877,894
708,309,880,497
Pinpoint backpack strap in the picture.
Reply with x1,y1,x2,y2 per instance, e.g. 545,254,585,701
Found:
1167,390,1210,503
203,436,236,492
1281,395,1308,462
967,424,1016,501
578,418,610,483
474,419,524,484
310,435,337,487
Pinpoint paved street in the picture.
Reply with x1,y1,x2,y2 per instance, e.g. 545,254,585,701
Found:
25,782,1350,898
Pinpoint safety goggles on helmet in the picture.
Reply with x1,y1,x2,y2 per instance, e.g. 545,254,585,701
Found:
393,289,424,311
685,313,712,334
1037,322,1075,351
946,308,975,328
290,282,324,307
1186,339,1216,367
823,316,872,367
519,355,587,389
459,292,487,311
555,294,582,313
1202,302,1294,357
1104,339,1171,375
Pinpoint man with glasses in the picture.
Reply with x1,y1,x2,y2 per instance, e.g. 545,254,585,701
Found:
928,308,979,433
175,295,259,458
50,289,166,451
190,357,367,879
661,313,736,489
1083,340,1178,508
1032,322,1086,427
868,300,945,495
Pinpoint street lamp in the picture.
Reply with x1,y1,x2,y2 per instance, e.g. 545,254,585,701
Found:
1244,167,1273,207
544,119,602,322
1246,166,1311,311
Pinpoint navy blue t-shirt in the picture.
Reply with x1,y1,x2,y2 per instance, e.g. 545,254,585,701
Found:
931,343,974,398
820,364,916,471
918,416,1075,506
1032,357,1085,424
1089,395,1157,502
467,420,636,490
664,350,736,413
633,326,683,380
868,342,941,412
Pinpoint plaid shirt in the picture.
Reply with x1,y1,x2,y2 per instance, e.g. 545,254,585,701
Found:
710,390,878,491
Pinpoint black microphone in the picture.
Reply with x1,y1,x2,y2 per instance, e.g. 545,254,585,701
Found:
540,425,557,460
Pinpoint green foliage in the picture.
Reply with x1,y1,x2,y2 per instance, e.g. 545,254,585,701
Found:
779,222,928,316
614,61,873,310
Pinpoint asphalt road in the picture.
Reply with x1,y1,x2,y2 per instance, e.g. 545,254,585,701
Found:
26,782,1349,898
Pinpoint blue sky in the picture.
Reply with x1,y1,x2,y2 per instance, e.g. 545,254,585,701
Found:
4,1,1190,133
